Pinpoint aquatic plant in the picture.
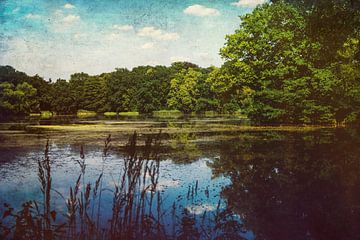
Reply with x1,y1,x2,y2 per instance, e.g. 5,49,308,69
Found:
118,112,139,117
0,132,246,240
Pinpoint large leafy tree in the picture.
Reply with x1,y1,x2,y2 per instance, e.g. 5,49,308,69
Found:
272,0,359,65
27,75,53,111
51,79,77,114
167,68,202,113
331,34,360,123
104,68,138,112
0,81,38,116
206,65,249,113
134,66,172,113
220,2,344,123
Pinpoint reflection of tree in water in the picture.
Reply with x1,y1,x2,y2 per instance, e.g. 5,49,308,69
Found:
210,128,360,240
167,122,202,163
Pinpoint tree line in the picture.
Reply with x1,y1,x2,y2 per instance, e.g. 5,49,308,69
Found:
0,0,359,124
0,62,216,117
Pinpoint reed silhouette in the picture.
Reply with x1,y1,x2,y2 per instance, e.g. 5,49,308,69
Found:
0,132,246,240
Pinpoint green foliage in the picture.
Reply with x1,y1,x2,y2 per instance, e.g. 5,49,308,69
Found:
153,110,183,118
104,112,117,117
0,81,38,117
0,1,358,125
41,111,53,118
331,34,360,123
104,68,138,112
118,111,139,116
69,73,107,112
134,66,173,113
167,69,202,113
219,1,360,124
206,66,244,113
77,110,97,118
51,79,76,114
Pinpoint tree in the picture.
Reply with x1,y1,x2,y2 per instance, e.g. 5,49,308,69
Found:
0,81,38,117
51,79,77,114
220,2,341,124
167,68,202,113
206,65,246,113
0,82,18,116
134,66,172,113
15,82,39,114
27,75,53,111
0,66,29,85
104,68,138,112
272,0,360,66
331,34,360,123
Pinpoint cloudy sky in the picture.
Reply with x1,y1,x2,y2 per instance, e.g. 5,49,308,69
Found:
0,0,265,80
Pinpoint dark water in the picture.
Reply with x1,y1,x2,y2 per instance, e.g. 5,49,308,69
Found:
0,118,359,239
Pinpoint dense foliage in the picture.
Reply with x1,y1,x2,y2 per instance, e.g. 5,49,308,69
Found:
218,1,359,124
0,1,359,124
0,63,216,118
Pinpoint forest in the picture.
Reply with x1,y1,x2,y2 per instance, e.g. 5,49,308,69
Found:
0,0,359,124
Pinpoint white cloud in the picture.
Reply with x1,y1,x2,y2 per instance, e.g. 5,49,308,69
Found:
198,52,214,61
64,3,75,9
170,56,190,62
156,179,180,191
186,204,216,215
50,11,81,32
141,42,154,49
62,14,80,24
25,13,41,20
73,33,87,40
231,0,266,7
113,24,134,31
184,4,220,17
105,33,122,42
137,27,179,41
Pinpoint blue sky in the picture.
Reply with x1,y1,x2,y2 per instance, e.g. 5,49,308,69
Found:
0,0,265,79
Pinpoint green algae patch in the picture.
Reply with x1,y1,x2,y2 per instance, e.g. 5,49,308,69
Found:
104,112,117,117
118,112,139,116
153,110,183,118
77,110,97,118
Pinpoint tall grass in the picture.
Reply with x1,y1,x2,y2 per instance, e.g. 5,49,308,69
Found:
118,112,139,117
77,110,97,118
152,110,183,118
0,132,246,240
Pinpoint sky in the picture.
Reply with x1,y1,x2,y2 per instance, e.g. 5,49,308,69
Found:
0,0,265,80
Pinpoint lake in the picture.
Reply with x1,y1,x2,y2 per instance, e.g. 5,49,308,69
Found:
0,116,359,239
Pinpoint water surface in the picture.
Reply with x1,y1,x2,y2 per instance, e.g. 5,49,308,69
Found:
0,117,359,239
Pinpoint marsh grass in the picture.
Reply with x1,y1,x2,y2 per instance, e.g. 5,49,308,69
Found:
29,111,54,119
103,112,117,117
118,112,139,117
0,132,246,240
77,110,97,118
152,110,183,118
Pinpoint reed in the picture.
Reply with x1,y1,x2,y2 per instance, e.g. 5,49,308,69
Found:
0,132,246,240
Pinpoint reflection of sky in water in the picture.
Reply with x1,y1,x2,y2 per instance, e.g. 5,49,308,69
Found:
1,123,360,239
0,142,254,239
